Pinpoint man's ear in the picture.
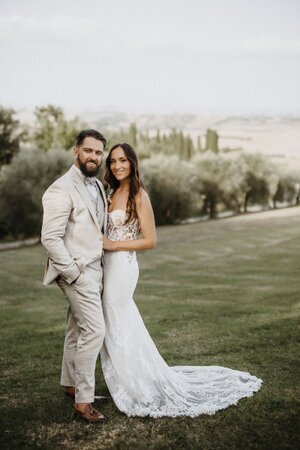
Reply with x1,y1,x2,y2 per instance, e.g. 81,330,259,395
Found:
73,146,78,157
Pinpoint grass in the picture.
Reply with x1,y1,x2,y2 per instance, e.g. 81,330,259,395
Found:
0,208,299,449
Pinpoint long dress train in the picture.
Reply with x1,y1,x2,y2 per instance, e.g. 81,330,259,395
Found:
100,210,262,418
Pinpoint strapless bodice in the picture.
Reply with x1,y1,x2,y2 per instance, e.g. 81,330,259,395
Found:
107,209,139,242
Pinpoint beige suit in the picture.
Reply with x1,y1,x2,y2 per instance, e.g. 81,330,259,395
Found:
41,165,108,403
42,165,107,286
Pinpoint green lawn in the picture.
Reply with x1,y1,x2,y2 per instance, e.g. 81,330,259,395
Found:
0,208,299,450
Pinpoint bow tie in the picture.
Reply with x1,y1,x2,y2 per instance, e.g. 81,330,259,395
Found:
84,177,97,187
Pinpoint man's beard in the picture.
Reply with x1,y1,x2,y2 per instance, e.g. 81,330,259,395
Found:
77,154,101,177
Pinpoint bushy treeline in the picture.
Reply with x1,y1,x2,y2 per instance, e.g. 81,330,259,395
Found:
0,148,298,239
0,149,73,239
0,105,299,239
142,152,299,224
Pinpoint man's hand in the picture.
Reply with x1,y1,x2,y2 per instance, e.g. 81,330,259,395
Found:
103,235,117,251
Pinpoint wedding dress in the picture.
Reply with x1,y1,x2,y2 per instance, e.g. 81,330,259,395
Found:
100,209,262,418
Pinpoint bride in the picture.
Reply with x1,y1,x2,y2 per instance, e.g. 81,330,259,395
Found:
102,143,262,418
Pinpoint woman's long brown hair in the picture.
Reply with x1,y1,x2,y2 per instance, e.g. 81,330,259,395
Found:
104,143,144,224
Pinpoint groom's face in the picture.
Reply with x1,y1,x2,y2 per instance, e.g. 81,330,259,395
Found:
74,137,104,177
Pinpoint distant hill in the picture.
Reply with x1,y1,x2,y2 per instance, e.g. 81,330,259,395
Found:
17,109,300,169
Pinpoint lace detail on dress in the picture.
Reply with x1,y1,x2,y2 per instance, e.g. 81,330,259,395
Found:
107,209,139,242
100,214,263,417
107,209,139,262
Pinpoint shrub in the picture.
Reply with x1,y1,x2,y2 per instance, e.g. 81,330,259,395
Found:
0,148,73,239
140,154,201,225
192,152,242,218
238,153,279,212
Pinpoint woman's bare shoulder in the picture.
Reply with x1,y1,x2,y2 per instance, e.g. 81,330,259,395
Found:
135,188,150,207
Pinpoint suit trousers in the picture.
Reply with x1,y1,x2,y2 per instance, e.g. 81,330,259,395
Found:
57,265,105,403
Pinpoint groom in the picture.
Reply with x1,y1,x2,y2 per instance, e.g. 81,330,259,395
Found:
41,129,108,423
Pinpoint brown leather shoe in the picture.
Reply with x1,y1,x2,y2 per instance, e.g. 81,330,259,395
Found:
74,404,107,423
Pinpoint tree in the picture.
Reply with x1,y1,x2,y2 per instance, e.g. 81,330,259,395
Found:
156,129,161,144
205,129,219,152
0,106,25,166
141,155,201,225
0,148,73,239
273,173,298,208
197,135,202,152
32,104,82,151
128,122,138,147
182,134,194,160
192,152,230,218
239,153,279,212
33,105,63,151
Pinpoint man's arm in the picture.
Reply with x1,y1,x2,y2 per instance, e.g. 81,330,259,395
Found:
41,184,80,284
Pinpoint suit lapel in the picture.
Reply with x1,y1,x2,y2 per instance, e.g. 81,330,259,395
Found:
96,180,108,232
69,167,100,231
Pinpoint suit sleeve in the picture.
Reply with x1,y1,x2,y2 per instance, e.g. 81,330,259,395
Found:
41,184,80,284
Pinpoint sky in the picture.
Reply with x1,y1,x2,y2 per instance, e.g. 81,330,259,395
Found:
0,0,300,114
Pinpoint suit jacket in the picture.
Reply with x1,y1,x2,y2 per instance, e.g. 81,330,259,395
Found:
41,165,108,286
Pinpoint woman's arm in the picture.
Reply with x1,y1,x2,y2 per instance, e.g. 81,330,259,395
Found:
103,190,157,251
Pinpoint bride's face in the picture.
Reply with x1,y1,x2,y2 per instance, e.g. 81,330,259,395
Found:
110,147,131,181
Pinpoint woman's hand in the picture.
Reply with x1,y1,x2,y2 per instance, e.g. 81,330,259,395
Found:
103,235,118,251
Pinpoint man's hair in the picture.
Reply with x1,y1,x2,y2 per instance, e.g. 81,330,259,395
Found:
75,129,106,148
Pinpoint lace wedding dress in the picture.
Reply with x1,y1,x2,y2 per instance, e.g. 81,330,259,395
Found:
100,209,262,417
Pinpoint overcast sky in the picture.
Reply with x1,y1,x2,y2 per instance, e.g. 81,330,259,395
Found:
0,0,300,114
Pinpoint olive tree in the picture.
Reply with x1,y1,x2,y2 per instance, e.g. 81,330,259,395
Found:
140,154,201,225
0,148,73,239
